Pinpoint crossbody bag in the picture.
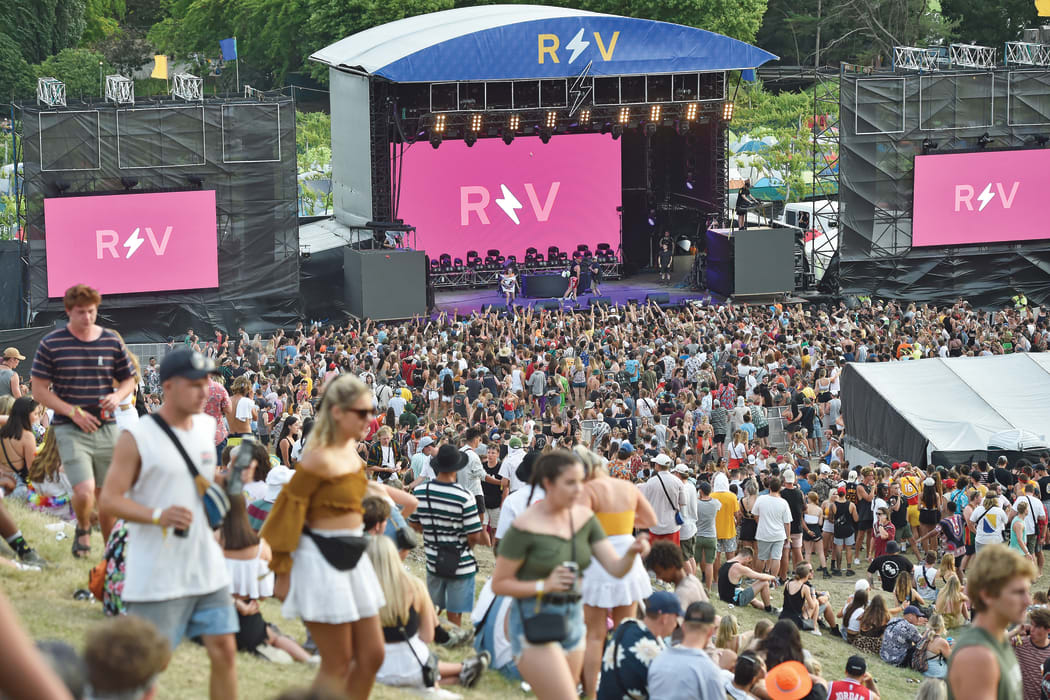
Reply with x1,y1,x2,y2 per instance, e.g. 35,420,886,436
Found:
151,414,230,530
518,510,576,644
424,484,463,578
655,473,685,526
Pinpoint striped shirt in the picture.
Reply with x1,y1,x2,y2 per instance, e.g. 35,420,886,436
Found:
31,327,133,425
410,479,482,578
1015,635,1050,700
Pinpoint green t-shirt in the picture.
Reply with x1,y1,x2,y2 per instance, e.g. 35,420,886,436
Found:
947,625,1023,700
499,515,606,581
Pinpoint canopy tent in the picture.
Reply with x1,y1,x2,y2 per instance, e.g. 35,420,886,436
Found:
841,354,1050,467
310,5,777,82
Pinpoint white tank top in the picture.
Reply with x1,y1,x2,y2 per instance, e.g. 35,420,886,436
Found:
122,413,231,602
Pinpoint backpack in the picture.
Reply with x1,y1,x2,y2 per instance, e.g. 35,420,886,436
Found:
910,633,933,673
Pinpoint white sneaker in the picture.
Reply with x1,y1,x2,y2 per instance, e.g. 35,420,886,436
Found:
810,628,823,636
853,558,860,565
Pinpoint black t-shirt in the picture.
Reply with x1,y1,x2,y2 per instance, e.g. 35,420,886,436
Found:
888,495,908,528
867,554,913,592
1039,475,1050,502
782,486,805,534
995,467,1017,489
481,464,502,509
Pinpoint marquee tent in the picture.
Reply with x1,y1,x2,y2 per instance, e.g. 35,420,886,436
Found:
841,354,1050,467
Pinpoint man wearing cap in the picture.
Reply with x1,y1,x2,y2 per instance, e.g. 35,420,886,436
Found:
499,437,528,495
409,436,436,483
32,284,136,558
640,454,686,546
880,605,927,667
0,346,25,398
98,348,238,699
647,601,725,700
409,444,489,627
596,592,680,700
828,655,880,700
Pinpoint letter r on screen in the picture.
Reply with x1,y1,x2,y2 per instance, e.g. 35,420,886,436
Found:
96,230,119,259
460,186,490,225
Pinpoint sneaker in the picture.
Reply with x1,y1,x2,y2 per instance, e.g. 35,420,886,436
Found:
831,568,842,577
845,569,856,577
810,628,823,636
441,625,473,648
459,651,490,688
853,557,860,565
821,567,831,580
17,548,48,568
14,561,41,572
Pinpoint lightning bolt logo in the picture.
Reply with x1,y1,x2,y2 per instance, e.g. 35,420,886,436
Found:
566,28,590,64
977,183,994,212
123,227,144,259
569,61,593,116
495,185,523,225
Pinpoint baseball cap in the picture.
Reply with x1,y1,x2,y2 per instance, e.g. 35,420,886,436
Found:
903,605,926,618
837,486,846,495
819,464,831,474
782,470,796,484
653,454,672,467
847,470,858,482
854,579,870,592
620,441,634,454
417,436,435,450
2,347,25,361
672,464,691,475
923,477,935,486
645,591,683,617
886,540,900,554
508,437,523,449
845,655,867,675
683,601,716,624
159,348,216,382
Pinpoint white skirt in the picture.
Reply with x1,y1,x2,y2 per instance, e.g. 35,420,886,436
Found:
581,534,652,609
282,528,386,624
376,634,430,688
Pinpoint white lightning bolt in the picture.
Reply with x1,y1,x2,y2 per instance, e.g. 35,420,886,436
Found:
977,183,994,212
569,61,593,116
494,185,523,225
123,227,144,259
566,28,590,65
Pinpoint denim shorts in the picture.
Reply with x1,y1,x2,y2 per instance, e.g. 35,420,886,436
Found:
507,596,586,659
426,573,476,615
126,586,238,649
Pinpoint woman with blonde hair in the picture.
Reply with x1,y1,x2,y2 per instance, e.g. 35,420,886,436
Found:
716,613,741,653
227,375,257,448
920,613,952,679
368,535,489,689
934,574,970,631
727,430,748,471
890,570,926,615
261,374,385,699
935,552,957,589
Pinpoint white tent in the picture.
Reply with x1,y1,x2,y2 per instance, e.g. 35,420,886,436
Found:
841,354,1050,466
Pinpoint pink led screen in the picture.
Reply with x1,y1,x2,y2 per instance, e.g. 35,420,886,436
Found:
44,190,219,297
396,134,621,261
912,149,1049,247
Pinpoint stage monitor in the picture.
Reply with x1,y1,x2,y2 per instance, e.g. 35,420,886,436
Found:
396,134,621,261
43,190,219,297
912,149,1048,247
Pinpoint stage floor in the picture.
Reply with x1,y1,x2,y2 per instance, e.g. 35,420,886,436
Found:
433,270,718,315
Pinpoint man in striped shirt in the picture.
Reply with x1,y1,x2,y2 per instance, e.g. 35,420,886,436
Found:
31,285,135,558
409,443,488,627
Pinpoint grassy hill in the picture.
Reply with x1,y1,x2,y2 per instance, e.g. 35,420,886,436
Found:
5,501,1045,699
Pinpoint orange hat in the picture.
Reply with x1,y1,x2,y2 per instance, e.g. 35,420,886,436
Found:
765,661,813,700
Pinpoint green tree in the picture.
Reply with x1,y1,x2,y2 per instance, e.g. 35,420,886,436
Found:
940,0,1038,48
0,0,88,64
0,35,36,101
95,28,154,76
82,0,127,45
296,111,331,154
34,49,113,100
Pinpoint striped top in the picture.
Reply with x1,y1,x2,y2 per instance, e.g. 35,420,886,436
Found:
31,327,134,425
410,479,482,578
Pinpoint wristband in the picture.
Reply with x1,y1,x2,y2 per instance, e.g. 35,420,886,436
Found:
535,579,544,597
151,508,162,525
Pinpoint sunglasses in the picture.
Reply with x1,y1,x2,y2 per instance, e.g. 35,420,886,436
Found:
346,407,374,419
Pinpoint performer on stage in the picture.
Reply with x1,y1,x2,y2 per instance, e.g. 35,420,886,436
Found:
499,266,519,305
657,231,674,284
562,259,580,302
587,257,602,296
736,179,759,230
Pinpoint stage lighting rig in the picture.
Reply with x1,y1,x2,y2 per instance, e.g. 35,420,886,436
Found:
578,109,591,126
469,113,483,132
977,132,992,148
722,101,735,122
685,103,699,121
618,107,630,124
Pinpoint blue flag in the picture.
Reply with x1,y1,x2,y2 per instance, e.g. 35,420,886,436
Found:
741,69,756,82
220,37,237,61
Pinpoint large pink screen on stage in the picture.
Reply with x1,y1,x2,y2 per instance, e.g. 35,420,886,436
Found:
397,134,621,261
44,190,219,297
912,149,1049,246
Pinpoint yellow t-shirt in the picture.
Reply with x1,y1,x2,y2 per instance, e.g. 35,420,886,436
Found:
712,491,739,539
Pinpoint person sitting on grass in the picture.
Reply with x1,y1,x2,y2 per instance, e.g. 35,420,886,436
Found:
714,545,777,612
644,540,708,609
596,592,681,700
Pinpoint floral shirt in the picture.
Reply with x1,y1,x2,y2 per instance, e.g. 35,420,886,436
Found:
597,618,666,700
204,379,231,446
609,459,635,482
880,617,923,666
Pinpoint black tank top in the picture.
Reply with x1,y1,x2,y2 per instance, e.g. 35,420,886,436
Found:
780,582,807,626
717,561,738,603
382,607,420,643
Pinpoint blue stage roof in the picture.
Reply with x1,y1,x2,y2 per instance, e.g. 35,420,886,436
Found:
311,5,777,83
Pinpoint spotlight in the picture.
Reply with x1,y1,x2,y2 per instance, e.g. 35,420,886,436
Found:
469,113,483,132
618,107,630,125
545,111,557,129
432,114,447,134
722,101,735,122
465,131,477,147
611,124,623,140
921,139,939,154
649,104,662,122
685,170,695,190
188,175,204,189
977,132,992,148
509,114,521,131
685,103,699,121
578,109,591,125
429,132,443,149
120,177,139,191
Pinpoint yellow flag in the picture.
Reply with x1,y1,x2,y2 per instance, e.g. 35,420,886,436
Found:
151,55,168,79
1039,0,1050,15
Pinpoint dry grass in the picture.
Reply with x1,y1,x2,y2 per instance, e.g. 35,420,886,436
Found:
5,501,1048,699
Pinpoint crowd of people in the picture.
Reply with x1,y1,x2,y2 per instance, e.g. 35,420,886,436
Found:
0,283,1048,700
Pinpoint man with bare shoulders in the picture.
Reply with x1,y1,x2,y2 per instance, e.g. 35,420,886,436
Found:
716,546,777,612
947,544,1037,700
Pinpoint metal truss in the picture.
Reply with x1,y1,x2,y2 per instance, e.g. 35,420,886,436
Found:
1005,42,1050,67
431,261,621,289
172,73,203,101
893,47,943,72
104,75,134,105
36,78,66,108
950,44,996,69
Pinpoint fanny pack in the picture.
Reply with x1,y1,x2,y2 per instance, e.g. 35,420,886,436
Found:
303,526,367,571
151,414,229,530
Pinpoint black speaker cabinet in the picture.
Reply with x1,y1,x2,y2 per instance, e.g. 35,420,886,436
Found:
343,248,427,320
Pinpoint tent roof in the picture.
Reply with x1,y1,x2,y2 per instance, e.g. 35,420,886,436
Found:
846,354,1050,453
310,5,777,82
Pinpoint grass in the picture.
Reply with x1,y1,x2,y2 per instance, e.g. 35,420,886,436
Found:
6,501,1049,699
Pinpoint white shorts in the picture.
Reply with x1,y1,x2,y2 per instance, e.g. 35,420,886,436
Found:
282,528,386,624
581,534,652,609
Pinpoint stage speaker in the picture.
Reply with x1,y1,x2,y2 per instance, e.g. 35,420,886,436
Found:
344,248,427,320
589,296,612,307
645,292,670,305
535,300,561,310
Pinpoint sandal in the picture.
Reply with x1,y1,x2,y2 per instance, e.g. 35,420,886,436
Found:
71,527,91,559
